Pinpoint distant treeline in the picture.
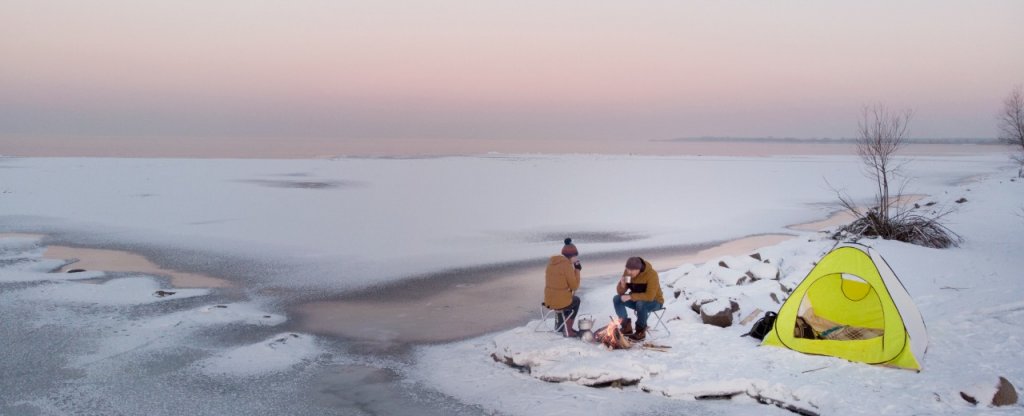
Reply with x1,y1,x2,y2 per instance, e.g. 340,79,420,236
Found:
657,137,1003,145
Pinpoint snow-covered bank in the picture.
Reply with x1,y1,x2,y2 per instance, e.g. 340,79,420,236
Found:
414,166,1024,415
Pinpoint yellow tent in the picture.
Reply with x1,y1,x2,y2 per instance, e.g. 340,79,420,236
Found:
762,244,928,371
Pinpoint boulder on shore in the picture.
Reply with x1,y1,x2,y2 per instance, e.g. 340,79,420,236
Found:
700,300,734,328
993,377,1019,406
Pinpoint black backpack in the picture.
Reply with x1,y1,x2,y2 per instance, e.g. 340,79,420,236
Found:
743,311,777,340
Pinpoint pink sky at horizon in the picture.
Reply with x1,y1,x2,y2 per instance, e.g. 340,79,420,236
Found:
2,1,1023,143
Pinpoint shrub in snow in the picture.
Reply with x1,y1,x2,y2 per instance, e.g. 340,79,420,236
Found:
835,208,962,249
832,104,962,249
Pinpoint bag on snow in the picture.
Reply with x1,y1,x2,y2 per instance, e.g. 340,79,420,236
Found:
743,311,777,340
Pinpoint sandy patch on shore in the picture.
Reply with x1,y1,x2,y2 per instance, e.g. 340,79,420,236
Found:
43,246,231,288
294,234,793,344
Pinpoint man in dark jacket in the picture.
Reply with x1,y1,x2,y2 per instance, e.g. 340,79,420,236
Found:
613,256,663,341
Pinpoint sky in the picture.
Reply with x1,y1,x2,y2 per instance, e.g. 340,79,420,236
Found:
2,1,1023,143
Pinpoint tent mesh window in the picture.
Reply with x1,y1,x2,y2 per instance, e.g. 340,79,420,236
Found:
795,273,885,341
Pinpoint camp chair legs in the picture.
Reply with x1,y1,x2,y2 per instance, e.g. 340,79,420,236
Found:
648,307,671,339
534,303,576,335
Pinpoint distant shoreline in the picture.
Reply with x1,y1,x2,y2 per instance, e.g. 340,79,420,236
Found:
658,136,1004,145
0,136,1011,159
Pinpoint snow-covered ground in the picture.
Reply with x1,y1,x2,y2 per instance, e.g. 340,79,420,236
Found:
413,165,1024,415
1,153,1020,415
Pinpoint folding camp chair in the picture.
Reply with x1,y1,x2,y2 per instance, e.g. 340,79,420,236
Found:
626,306,671,339
648,307,671,338
534,302,576,336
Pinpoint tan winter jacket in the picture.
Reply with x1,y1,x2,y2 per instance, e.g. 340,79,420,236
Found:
544,255,580,310
616,259,664,305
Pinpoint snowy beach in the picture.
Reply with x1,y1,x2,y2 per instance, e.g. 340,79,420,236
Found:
1,151,1021,415
5,1,1023,414
415,164,1024,415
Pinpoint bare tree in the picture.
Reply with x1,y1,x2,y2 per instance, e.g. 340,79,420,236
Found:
832,104,961,248
855,104,913,222
997,85,1024,175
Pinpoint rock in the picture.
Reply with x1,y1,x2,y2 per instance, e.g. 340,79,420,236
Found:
993,377,1018,406
718,260,729,268
748,263,780,280
153,290,176,297
749,252,762,261
66,268,86,273
770,292,780,304
712,267,747,286
490,353,530,374
778,282,792,294
961,376,1018,406
700,300,734,328
955,197,968,203
691,297,716,314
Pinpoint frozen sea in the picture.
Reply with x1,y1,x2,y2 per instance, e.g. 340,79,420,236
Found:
0,154,1000,290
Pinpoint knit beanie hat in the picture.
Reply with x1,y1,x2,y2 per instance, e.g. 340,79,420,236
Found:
561,238,579,258
625,256,644,271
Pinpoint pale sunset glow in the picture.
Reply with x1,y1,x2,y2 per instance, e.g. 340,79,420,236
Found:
2,1,1022,142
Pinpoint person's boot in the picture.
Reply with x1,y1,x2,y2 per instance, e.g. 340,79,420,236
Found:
619,318,633,335
628,325,646,342
563,318,579,338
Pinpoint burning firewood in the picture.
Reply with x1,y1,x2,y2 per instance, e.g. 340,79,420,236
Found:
594,317,631,350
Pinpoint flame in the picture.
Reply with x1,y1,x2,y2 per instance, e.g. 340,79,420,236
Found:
604,318,620,341
596,317,630,350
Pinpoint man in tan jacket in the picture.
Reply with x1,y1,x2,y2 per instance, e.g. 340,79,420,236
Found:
613,256,664,341
544,238,582,337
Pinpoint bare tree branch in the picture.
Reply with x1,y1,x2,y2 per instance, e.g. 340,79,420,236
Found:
856,104,913,222
997,85,1024,176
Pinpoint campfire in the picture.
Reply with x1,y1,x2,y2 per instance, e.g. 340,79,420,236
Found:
594,317,631,350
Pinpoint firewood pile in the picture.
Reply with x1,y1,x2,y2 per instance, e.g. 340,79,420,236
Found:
593,317,631,350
